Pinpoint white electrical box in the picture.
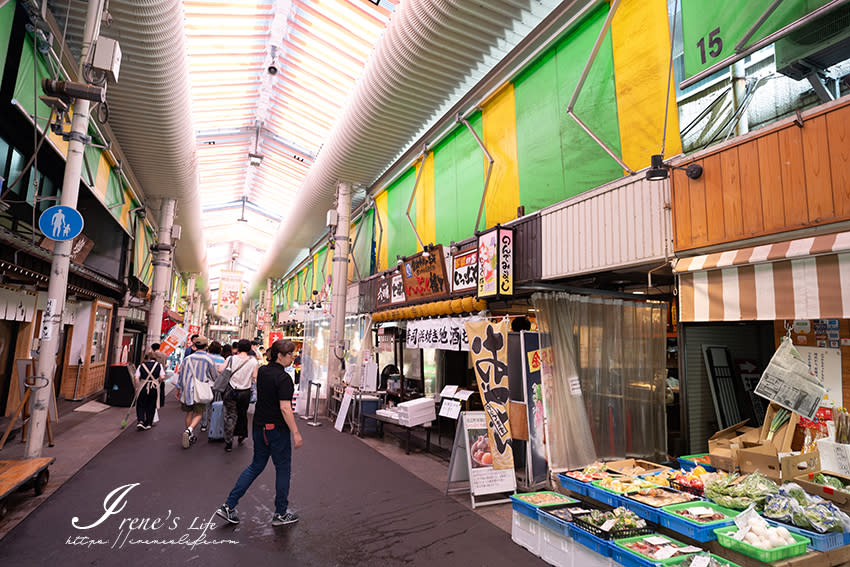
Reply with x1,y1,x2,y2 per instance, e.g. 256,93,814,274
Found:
326,209,338,228
92,37,122,83
171,224,182,241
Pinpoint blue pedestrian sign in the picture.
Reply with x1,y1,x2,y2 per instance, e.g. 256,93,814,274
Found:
39,205,84,242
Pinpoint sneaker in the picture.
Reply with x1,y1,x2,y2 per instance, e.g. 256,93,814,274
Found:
271,511,299,526
190,435,198,446
216,504,240,525
137,422,144,431
182,428,192,449
224,442,232,452
200,425,207,432
143,424,152,430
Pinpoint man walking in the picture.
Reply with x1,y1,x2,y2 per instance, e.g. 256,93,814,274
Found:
175,335,218,448
216,339,303,526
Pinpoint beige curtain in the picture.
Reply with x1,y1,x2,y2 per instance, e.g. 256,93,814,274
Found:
532,293,668,470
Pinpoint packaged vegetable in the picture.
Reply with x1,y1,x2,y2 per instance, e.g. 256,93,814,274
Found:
815,473,846,491
704,473,778,511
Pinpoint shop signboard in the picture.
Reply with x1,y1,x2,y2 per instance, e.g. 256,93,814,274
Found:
400,245,449,302
375,270,405,309
446,411,516,507
405,317,472,351
466,318,514,470
452,249,478,293
159,324,188,357
520,332,549,488
477,226,513,299
217,270,243,320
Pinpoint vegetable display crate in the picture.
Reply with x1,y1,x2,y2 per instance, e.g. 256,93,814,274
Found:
658,502,738,542
511,508,540,556
669,480,704,498
573,515,654,540
570,523,613,557
510,492,578,520
587,480,653,507
619,488,699,525
713,525,810,562
665,553,742,567
538,503,587,537
611,534,700,567
559,472,593,497
764,518,846,552
677,454,715,472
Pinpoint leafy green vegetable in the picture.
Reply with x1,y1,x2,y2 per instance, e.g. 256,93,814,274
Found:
704,473,779,511
815,473,846,491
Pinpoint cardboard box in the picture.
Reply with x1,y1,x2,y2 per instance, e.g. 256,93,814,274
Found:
605,458,670,476
708,420,758,472
794,469,850,513
738,446,820,482
758,402,801,451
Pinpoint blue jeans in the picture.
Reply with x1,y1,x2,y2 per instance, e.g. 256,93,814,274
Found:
226,426,292,515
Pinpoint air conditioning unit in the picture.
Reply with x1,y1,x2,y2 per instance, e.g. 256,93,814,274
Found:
774,2,850,81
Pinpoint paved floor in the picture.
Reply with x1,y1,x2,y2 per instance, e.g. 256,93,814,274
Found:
0,392,535,565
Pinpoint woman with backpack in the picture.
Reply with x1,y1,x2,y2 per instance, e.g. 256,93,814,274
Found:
134,352,164,430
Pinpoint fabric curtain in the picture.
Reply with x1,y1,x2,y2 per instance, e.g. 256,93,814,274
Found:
532,292,668,470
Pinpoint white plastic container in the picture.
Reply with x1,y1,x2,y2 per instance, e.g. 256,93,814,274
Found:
540,525,571,567
511,508,540,555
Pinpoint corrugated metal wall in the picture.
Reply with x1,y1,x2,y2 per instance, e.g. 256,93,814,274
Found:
540,175,672,280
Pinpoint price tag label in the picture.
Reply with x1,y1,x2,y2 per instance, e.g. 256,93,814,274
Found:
734,505,761,530
687,506,717,517
732,526,750,541
653,546,678,560
644,536,670,546
679,546,703,553
691,556,711,567
600,518,617,532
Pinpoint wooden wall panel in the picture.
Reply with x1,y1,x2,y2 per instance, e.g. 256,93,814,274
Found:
720,150,743,238
827,104,850,219
738,142,764,236
757,133,786,232
777,127,808,228
672,97,850,252
803,115,835,222
704,154,726,243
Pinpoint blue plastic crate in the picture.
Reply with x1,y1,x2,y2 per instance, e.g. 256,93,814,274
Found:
765,519,847,552
569,523,612,557
618,494,666,524
676,454,716,472
558,472,591,497
586,482,624,508
510,492,579,521
537,507,572,537
658,502,737,542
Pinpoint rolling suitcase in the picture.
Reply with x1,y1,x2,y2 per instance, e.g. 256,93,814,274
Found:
207,400,225,442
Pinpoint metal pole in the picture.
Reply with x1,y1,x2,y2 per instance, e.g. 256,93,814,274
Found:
184,274,196,328
327,182,351,386
731,61,749,137
26,0,104,458
146,198,176,350
307,381,322,427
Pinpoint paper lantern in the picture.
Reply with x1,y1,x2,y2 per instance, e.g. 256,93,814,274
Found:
461,296,475,312
451,298,464,314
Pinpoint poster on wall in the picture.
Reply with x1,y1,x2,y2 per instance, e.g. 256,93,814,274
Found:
466,318,514,470
797,346,843,408
401,245,449,302
217,271,243,320
376,270,406,309
159,325,188,357
520,332,548,488
477,227,513,299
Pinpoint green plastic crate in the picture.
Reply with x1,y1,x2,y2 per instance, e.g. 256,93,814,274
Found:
613,533,702,564
666,553,742,567
713,525,810,562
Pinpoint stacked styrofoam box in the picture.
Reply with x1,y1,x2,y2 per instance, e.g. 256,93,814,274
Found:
396,397,436,426
376,408,399,420
539,525,571,567
511,508,541,556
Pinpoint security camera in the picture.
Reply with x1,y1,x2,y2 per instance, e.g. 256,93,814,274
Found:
42,79,105,104
267,58,278,76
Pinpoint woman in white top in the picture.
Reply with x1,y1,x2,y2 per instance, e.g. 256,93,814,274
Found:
222,338,259,452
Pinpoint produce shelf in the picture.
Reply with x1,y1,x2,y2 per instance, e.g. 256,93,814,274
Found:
714,525,809,562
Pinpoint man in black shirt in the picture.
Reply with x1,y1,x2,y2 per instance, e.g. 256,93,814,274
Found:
216,340,303,527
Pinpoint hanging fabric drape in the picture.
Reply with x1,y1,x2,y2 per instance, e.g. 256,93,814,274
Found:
532,292,668,469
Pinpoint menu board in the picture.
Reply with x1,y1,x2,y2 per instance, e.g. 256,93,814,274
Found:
452,249,478,292
401,245,449,302
375,270,406,309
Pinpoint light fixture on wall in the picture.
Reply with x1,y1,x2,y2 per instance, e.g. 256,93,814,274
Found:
646,154,703,181
396,255,404,265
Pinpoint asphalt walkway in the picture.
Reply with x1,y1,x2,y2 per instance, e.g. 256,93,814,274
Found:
0,395,542,566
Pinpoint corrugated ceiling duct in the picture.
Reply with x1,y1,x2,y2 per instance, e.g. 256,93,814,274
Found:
50,0,207,275
251,0,546,290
